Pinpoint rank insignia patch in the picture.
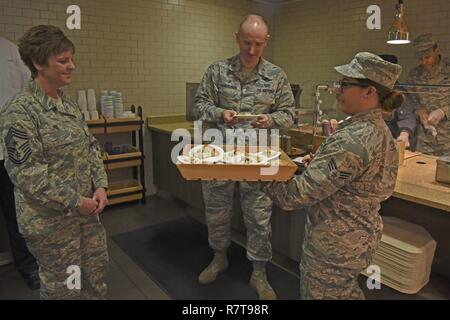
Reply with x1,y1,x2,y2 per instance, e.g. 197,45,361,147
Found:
339,171,351,180
5,127,32,165
327,158,338,173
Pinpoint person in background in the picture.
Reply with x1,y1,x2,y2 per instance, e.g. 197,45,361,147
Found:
407,33,450,156
0,25,109,300
0,36,39,290
378,54,417,149
194,14,295,300
265,52,403,299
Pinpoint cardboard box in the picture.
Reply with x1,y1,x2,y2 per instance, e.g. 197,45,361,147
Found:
176,144,297,181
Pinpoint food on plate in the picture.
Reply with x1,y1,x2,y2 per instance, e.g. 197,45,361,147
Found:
186,144,224,164
235,112,260,120
178,145,281,165
223,150,269,164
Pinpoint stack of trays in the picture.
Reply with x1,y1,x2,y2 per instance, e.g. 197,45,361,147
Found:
363,216,437,294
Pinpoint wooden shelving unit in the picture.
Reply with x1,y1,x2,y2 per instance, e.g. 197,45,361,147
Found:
104,150,143,170
107,179,143,205
86,105,146,205
105,117,142,133
86,118,106,135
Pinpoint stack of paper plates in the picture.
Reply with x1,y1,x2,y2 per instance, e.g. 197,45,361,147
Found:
362,216,437,294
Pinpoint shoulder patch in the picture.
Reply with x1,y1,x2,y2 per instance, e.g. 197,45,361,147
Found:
5,127,32,165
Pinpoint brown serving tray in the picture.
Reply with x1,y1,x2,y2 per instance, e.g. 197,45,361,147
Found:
176,144,297,181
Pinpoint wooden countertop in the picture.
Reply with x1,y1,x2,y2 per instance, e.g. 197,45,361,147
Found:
147,114,195,135
148,120,450,212
148,121,194,135
394,154,450,212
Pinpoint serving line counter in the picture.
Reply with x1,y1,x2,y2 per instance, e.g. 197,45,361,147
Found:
148,117,450,280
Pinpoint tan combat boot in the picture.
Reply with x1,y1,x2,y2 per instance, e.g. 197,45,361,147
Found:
250,263,277,300
198,251,228,284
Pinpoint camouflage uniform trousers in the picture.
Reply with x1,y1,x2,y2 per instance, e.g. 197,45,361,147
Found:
24,214,108,300
299,233,381,300
202,180,273,261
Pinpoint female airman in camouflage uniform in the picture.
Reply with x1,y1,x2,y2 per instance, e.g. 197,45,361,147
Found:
0,25,109,300
265,52,403,299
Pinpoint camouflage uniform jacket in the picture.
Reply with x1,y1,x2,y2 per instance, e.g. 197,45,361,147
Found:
267,108,398,268
194,54,295,134
0,81,108,237
407,57,450,154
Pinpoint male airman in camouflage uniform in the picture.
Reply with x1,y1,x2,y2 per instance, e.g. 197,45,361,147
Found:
0,80,109,299
194,15,295,300
407,33,450,156
265,52,401,299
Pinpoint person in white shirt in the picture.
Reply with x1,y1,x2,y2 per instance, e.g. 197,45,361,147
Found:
0,37,39,290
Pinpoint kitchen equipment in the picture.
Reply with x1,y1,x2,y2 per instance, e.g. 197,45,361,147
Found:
186,82,200,121
397,140,405,165
290,84,302,108
280,135,292,154
435,155,450,184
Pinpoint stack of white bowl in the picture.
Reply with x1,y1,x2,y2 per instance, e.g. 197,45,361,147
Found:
87,89,99,120
111,91,124,118
101,90,114,119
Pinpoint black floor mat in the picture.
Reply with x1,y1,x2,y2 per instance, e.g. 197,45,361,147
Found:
112,216,300,300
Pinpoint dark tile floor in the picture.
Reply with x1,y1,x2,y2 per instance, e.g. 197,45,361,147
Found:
0,195,449,300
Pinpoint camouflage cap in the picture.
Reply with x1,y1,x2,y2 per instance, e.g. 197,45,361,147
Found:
412,33,437,58
334,52,402,89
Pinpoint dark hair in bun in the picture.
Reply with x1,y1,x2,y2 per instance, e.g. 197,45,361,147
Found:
359,79,404,112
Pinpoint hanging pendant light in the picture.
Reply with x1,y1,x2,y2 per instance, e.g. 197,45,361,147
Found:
387,0,410,44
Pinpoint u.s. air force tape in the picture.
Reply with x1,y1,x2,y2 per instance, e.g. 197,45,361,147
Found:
5,127,32,165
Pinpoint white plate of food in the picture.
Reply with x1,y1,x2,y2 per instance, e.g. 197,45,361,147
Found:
177,155,191,164
187,144,224,164
223,150,243,163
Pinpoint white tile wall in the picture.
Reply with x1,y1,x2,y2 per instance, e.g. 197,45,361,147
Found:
0,0,274,115
272,0,449,107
